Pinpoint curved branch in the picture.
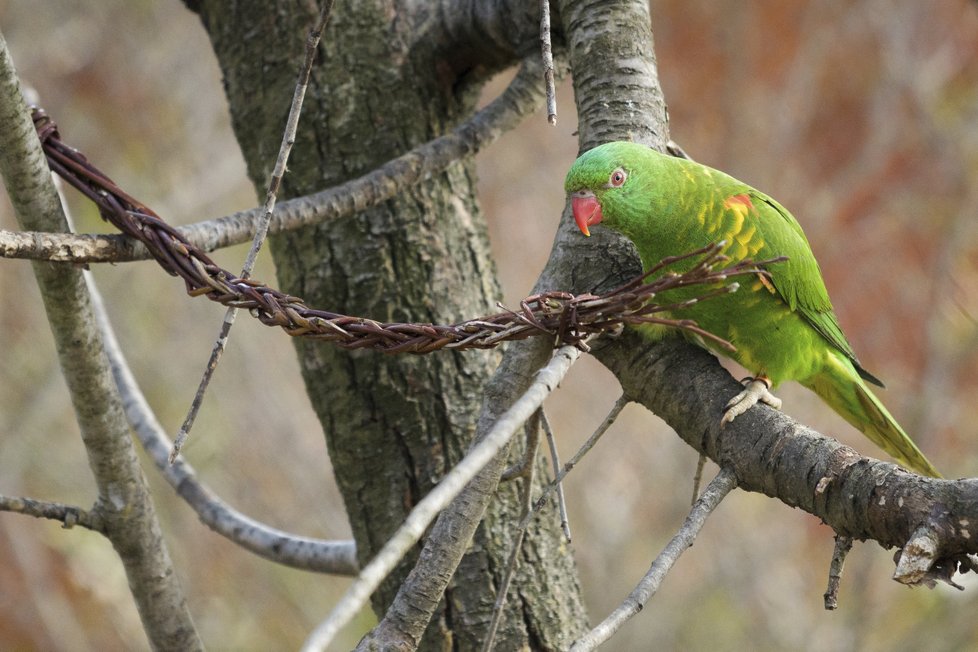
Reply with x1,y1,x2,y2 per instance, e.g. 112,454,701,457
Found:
89,270,359,576
0,57,551,264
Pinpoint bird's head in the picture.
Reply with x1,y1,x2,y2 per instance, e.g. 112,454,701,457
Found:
563,141,656,237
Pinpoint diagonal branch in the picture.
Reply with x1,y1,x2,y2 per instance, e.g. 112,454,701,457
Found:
303,345,584,652
0,57,553,264
171,0,335,461
570,466,739,651
0,28,201,651
593,332,978,579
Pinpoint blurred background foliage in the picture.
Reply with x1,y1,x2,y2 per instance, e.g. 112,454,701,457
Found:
1,1,977,650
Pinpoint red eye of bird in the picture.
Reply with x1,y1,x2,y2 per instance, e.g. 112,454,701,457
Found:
609,168,627,187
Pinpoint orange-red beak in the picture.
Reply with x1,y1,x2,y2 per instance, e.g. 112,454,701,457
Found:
571,191,602,237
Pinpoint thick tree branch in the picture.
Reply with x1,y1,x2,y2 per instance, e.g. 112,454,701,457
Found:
433,0,552,78
593,333,978,573
560,0,668,151
0,29,201,651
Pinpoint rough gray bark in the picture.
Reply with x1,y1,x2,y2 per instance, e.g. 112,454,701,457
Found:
561,0,669,151
192,1,585,647
594,332,978,560
361,0,669,647
0,30,201,652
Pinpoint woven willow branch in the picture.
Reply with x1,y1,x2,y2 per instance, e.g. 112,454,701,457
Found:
31,106,779,354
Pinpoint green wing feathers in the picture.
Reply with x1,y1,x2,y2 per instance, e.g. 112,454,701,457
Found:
743,191,884,387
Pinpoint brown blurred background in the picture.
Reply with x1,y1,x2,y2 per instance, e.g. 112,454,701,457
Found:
1,1,977,649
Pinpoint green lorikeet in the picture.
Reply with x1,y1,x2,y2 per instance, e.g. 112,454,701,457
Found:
564,141,941,477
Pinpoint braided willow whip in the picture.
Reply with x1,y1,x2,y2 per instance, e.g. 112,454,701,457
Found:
31,106,779,354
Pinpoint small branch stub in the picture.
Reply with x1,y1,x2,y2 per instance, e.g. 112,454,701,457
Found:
823,534,853,610
893,525,964,589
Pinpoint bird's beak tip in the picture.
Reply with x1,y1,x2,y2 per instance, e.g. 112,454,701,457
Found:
571,192,602,237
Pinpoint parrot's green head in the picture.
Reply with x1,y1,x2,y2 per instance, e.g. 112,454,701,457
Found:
563,141,663,238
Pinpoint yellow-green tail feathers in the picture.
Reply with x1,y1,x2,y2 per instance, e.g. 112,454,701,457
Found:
805,356,941,478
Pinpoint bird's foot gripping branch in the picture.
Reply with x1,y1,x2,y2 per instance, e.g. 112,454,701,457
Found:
29,106,780,356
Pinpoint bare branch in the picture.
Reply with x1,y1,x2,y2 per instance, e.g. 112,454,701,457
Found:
824,535,853,610
691,453,707,504
594,331,978,571
242,1,334,279
1,57,552,264
520,393,629,532
0,29,201,650
482,412,543,652
540,409,571,541
0,494,104,532
171,0,336,462
540,0,557,125
570,467,738,651
89,264,358,575
304,345,583,652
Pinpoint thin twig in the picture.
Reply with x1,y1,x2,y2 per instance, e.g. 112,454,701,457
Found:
519,394,630,532
300,345,583,652
824,534,853,610
243,1,334,277
171,2,334,462
0,494,104,532
539,0,557,125
570,467,739,651
691,453,707,505
482,411,543,652
541,409,571,541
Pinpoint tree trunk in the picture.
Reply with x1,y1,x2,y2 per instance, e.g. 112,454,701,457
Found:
192,1,585,647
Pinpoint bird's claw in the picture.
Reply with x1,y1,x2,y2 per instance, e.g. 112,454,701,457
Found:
721,376,782,426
